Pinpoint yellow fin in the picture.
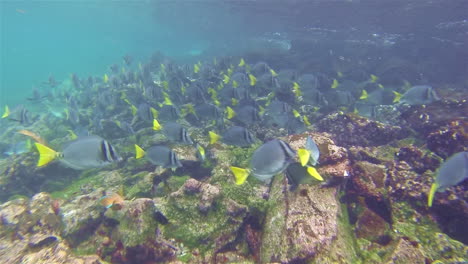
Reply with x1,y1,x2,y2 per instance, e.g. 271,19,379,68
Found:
135,144,146,159
303,115,311,126
150,107,158,119
292,82,301,97
428,183,438,207
307,167,323,181
196,144,205,160
153,119,162,131
270,69,278,77
226,106,236,119
67,130,78,140
331,79,339,89
337,71,344,78
292,109,300,118
2,105,10,118
223,74,230,84
249,74,256,86
378,84,384,89
209,131,221,144
238,58,245,67
194,63,200,73
393,91,402,103
162,81,169,91
298,149,310,166
230,166,250,185
232,80,238,88
103,74,109,83
370,74,379,83
35,142,58,167
359,90,368,100
231,98,238,106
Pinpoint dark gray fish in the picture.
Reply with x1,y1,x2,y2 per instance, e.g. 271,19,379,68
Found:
250,139,296,181
251,62,271,76
137,103,154,122
400,85,440,105
123,55,133,66
434,151,468,191
158,105,179,122
287,114,306,135
8,105,32,125
233,105,260,126
195,103,222,122
146,145,182,169
162,122,193,145
286,162,316,190
60,136,121,170
221,126,256,147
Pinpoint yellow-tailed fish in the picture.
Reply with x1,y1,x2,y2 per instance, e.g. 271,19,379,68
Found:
103,74,109,83
230,166,250,185
249,74,256,86
231,98,239,106
331,79,339,89
35,143,59,167
223,74,230,84
359,90,368,100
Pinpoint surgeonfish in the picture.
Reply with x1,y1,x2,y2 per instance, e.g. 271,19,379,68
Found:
35,136,121,170
135,144,182,169
428,151,468,207
230,139,296,185
209,126,257,147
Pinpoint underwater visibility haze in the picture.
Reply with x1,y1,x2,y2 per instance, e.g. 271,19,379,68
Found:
0,0,467,263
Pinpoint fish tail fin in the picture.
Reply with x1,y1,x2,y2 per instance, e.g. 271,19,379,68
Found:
370,74,379,83
35,142,58,167
153,119,162,131
226,106,236,120
230,166,250,185
393,91,402,103
331,79,339,89
298,148,310,166
135,144,146,159
209,131,221,144
2,105,10,118
150,107,158,119
307,166,324,181
359,90,368,100
428,183,438,207
249,74,256,86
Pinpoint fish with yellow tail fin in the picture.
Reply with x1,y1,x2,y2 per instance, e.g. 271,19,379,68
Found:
248,74,256,86
231,98,239,106
230,139,296,185
2,105,10,118
427,151,468,207
223,74,230,84
17,129,47,145
359,90,368,100
194,63,200,73
238,58,245,67
35,136,121,170
153,120,193,145
232,80,238,88
210,126,256,147
100,193,124,210
134,144,182,169
331,79,339,89
292,82,301,97
369,74,379,83
103,74,109,83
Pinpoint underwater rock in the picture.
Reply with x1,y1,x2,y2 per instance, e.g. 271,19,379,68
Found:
261,178,340,263
170,178,221,213
0,194,103,264
317,112,410,147
61,188,105,245
355,208,390,241
383,237,426,264
104,198,159,247
395,146,440,174
426,120,468,159
351,161,388,200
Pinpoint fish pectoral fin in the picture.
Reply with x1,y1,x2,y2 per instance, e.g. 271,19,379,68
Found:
298,148,310,167
230,166,250,185
428,183,439,207
307,166,323,181
35,143,58,167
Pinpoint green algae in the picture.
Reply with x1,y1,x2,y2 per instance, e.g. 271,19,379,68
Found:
49,170,102,199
